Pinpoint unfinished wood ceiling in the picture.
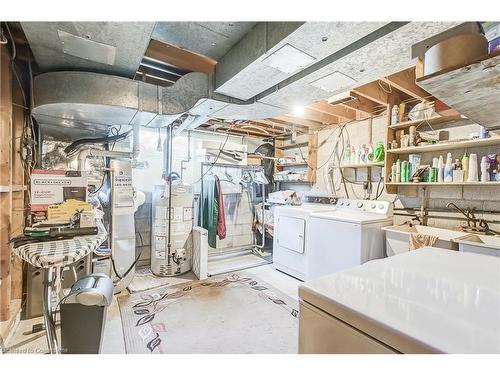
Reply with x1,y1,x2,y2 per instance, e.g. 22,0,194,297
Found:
199,65,447,139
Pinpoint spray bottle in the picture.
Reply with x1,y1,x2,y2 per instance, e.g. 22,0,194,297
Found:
444,152,453,182
437,155,444,182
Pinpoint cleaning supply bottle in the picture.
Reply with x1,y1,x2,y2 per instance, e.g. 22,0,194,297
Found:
438,155,444,182
395,159,401,183
373,141,385,162
432,157,439,182
401,161,408,182
391,105,399,125
444,152,453,182
468,154,478,182
480,156,490,182
462,150,469,181
343,145,351,165
391,163,397,182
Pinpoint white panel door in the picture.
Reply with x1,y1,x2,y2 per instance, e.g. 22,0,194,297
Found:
278,216,306,254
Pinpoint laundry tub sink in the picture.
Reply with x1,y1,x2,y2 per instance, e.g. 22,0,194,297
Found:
454,234,500,257
383,224,463,256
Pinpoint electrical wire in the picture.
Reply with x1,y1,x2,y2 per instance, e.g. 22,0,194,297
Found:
192,128,232,184
378,80,392,93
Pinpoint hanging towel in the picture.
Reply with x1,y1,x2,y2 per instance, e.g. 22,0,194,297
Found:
409,233,439,251
215,176,227,240
202,175,219,248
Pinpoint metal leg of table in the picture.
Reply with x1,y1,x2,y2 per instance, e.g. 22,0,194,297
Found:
42,267,59,354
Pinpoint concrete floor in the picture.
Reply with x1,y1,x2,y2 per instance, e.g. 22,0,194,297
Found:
4,264,301,354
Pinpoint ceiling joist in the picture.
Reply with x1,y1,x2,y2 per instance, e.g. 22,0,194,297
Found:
381,66,432,101
273,116,324,129
307,101,357,121
339,92,383,117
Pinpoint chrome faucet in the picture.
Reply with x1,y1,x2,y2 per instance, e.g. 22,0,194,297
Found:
446,202,477,228
446,202,500,236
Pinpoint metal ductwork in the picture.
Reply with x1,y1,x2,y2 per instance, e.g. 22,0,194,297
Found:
30,21,463,139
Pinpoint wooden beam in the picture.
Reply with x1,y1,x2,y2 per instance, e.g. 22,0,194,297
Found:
251,119,308,133
145,39,217,74
273,116,324,129
246,121,294,134
1,44,12,321
307,131,318,184
301,107,339,125
212,127,271,139
381,67,431,101
237,123,283,135
308,101,356,121
352,81,391,106
340,92,385,117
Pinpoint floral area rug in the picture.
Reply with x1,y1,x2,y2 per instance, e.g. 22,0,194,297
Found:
117,273,299,354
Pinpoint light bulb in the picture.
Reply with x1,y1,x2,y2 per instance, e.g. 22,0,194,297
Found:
292,106,305,117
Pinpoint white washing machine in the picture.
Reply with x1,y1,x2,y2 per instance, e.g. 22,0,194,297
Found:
273,195,337,280
306,199,393,280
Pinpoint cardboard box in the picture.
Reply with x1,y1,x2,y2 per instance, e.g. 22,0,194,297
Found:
31,169,88,222
47,199,93,221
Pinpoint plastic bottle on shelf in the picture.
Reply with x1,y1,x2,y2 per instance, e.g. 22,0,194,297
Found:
350,145,356,164
401,161,409,182
391,163,397,182
468,154,478,182
432,157,439,183
462,151,469,182
391,105,399,125
443,153,453,182
395,159,401,183
343,145,351,165
480,156,490,182
438,155,444,182
373,141,385,162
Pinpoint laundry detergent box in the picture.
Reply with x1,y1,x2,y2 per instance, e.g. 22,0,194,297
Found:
30,169,88,222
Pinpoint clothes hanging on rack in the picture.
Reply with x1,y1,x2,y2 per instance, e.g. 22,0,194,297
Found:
215,176,227,241
201,175,226,248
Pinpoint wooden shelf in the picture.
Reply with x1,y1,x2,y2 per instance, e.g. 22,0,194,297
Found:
386,182,500,187
275,180,311,184
276,141,308,150
276,162,309,168
417,52,500,129
387,136,500,154
334,162,384,168
389,114,463,130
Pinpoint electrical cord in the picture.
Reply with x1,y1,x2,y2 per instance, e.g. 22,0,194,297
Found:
192,128,231,184
111,242,145,281
64,130,131,155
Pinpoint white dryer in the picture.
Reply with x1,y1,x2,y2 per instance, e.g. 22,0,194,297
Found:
307,199,393,280
273,196,337,280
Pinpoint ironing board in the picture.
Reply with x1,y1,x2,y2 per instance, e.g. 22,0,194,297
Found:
12,231,107,354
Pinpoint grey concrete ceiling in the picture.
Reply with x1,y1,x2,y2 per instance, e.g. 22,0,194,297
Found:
151,22,256,60
21,22,155,78
256,22,463,111
215,22,387,101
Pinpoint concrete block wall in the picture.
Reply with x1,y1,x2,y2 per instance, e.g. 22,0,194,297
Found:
209,191,256,255
312,116,500,233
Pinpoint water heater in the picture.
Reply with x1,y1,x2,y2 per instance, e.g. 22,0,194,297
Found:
151,181,194,276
